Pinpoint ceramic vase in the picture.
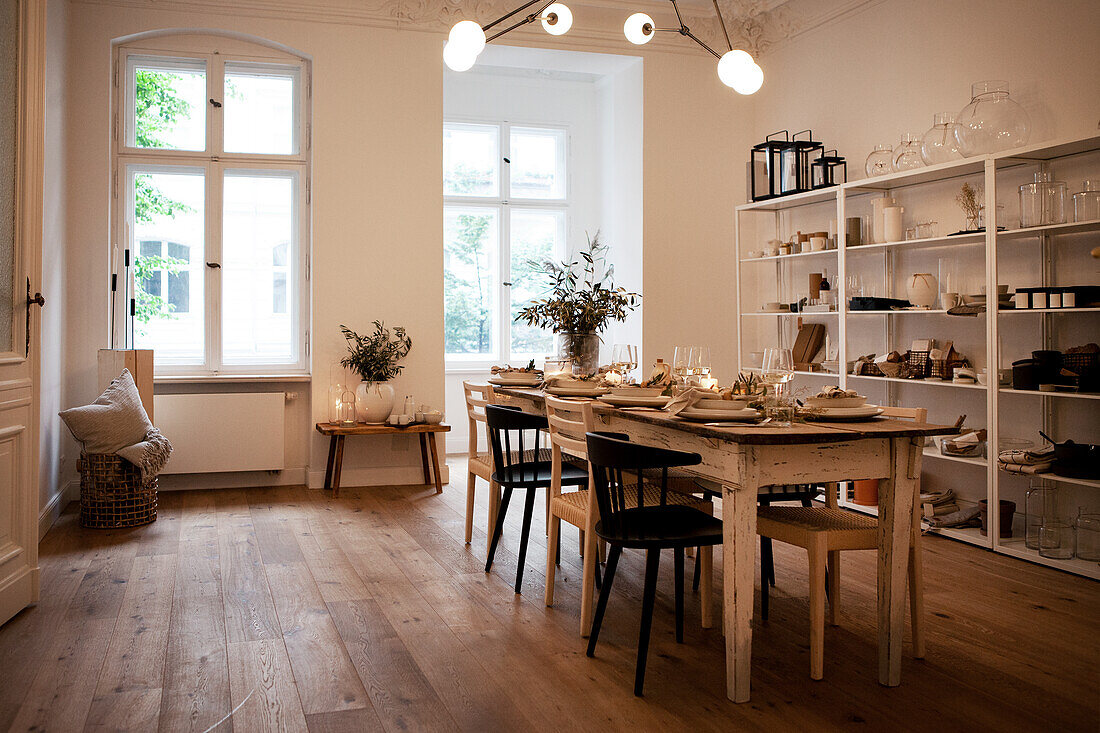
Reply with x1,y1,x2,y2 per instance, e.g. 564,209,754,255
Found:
906,273,939,308
356,382,396,424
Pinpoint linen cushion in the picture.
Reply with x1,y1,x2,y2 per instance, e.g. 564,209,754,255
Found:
59,369,154,454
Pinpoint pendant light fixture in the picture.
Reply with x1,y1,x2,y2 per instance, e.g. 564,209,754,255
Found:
443,2,574,72
623,0,763,94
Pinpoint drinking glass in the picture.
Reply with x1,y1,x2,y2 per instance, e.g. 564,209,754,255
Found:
673,345,691,385
1038,520,1075,559
611,344,638,382
762,348,795,425
688,346,711,378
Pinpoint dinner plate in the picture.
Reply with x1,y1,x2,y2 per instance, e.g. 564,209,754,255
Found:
804,395,867,409
677,406,763,422
801,406,885,421
488,377,541,387
597,394,671,408
695,398,751,410
546,386,608,397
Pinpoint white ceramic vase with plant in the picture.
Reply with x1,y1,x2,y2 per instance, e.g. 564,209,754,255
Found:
340,321,412,424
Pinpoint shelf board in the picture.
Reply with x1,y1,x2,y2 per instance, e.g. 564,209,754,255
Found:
992,134,1100,165
997,218,1100,240
999,388,1100,400
931,525,992,548
997,538,1100,580
1000,470,1100,490
848,309,952,316
848,374,987,390
998,307,1100,314
742,311,838,317
843,157,987,192
923,446,987,467
743,367,838,378
740,249,838,263
736,188,838,212
846,231,985,253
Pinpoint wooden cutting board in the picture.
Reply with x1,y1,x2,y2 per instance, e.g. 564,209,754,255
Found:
793,323,826,369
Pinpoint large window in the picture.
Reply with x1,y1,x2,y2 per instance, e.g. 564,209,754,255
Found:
114,44,310,375
443,121,568,365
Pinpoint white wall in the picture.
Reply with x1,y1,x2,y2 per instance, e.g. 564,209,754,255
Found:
48,2,747,493
39,0,69,533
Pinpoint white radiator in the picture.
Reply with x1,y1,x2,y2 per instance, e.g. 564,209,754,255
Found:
154,393,286,474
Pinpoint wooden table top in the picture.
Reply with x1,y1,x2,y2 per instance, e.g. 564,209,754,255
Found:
316,422,451,436
492,387,958,445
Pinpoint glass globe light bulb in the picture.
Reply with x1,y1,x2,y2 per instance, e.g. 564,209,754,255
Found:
542,3,573,35
733,62,764,95
443,41,477,72
717,50,754,89
624,12,655,45
448,20,486,56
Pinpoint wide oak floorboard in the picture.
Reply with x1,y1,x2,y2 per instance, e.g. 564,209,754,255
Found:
0,457,1096,732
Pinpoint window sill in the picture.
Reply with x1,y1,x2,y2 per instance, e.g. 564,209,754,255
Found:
154,373,312,384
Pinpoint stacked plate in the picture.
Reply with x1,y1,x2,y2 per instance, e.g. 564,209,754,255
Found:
488,372,542,387
598,387,670,408
546,379,607,397
677,398,761,422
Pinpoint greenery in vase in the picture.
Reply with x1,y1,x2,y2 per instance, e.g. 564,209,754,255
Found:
514,231,640,336
340,321,412,383
956,182,982,227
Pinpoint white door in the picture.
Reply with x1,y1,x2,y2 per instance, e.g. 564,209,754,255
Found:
0,0,44,627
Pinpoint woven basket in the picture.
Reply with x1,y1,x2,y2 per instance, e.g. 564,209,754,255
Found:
79,453,158,529
929,359,954,380
903,350,930,379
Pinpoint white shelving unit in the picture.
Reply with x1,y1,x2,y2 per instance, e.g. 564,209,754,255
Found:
735,134,1100,580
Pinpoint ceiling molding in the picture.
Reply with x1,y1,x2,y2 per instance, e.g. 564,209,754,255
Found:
73,0,880,58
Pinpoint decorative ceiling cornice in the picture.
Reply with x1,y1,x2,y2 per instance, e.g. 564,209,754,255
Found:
73,0,880,58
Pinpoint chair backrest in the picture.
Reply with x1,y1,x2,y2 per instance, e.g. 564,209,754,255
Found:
462,381,494,457
584,431,701,531
544,395,595,461
881,405,928,423
486,404,548,484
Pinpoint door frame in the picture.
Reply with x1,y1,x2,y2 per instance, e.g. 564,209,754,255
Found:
0,0,45,627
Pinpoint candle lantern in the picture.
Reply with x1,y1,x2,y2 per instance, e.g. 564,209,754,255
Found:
750,131,796,201
790,130,824,195
811,149,848,189
337,386,358,426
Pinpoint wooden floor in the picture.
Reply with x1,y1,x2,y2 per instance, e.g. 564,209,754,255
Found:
2,459,1097,732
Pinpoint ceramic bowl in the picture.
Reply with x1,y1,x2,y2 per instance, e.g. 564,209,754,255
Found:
804,395,867,409
696,398,750,410
424,411,443,425
609,386,665,397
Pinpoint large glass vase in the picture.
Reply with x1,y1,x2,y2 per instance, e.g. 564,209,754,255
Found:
955,80,1030,156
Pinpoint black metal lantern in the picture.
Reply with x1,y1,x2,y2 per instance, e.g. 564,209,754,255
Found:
788,130,824,195
750,131,795,202
811,149,847,189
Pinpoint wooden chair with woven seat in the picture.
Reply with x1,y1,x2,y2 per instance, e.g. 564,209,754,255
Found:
543,395,716,635
756,405,928,680
462,381,497,554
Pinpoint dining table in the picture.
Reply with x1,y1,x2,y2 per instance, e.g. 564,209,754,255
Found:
491,386,958,703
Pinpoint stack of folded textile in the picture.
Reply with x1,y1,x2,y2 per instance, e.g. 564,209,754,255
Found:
919,488,959,518
998,446,1055,475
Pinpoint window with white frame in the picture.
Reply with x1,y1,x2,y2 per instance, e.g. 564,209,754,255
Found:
113,42,310,374
443,121,568,365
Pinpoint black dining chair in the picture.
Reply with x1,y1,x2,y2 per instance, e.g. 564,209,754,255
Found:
484,404,588,594
584,431,723,697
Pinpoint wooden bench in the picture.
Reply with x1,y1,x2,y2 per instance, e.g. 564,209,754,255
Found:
315,422,451,497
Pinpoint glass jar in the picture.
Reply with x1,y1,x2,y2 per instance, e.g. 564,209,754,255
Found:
1025,484,1055,550
865,144,893,177
1073,180,1100,222
337,386,358,426
1074,511,1100,561
892,132,924,171
921,112,962,165
328,363,348,423
955,80,1031,156
978,203,1004,231
1038,520,1075,559
1019,171,1067,227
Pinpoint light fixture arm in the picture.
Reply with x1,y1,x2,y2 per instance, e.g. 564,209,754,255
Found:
655,0,727,60
483,0,557,43
711,0,734,52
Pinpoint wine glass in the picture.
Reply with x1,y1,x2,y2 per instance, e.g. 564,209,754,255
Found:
611,344,638,382
673,345,691,385
688,346,711,378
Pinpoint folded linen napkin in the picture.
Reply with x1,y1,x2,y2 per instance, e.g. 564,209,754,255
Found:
663,388,719,416
998,446,1054,465
116,427,173,483
1000,462,1053,475
925,504,982,529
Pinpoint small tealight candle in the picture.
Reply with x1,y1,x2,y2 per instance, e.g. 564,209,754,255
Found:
699,376,719,391
605,370,623,385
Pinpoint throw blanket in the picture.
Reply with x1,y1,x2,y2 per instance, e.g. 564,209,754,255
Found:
117,427,173,482
998,446,1054,475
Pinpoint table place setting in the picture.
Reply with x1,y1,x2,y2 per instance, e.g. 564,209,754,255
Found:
488,360,544,387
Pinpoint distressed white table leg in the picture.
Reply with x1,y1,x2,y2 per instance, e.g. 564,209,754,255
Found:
877,437,918,687
723,449,758,703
